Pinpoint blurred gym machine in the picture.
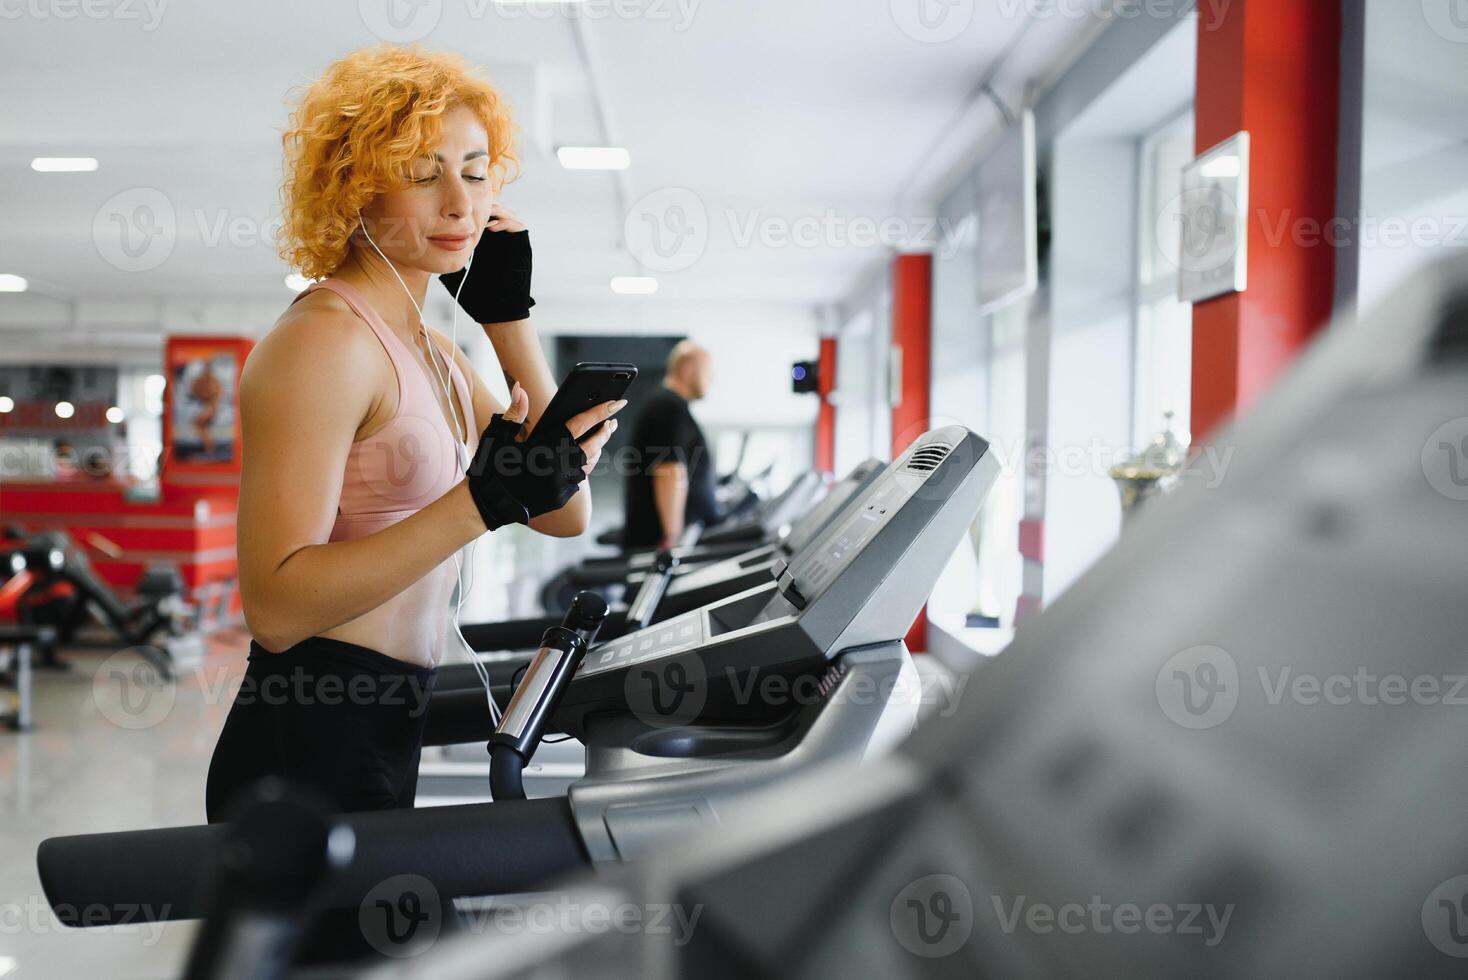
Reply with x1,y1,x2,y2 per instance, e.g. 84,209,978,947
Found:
376,256,1468,979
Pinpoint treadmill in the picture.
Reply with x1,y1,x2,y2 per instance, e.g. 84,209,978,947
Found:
537,469,824,611
371,256,1468,979
437,458,886,693
419,458,886,801
36,425,999,956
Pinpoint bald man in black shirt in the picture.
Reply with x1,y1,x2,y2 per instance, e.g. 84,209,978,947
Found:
623,341,722,550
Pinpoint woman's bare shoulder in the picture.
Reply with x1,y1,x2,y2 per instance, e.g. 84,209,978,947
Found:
246,289,380,388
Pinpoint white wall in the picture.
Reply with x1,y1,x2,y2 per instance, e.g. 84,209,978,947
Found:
832,285,892,474
1357,0,1468,312
1044,137,1138,600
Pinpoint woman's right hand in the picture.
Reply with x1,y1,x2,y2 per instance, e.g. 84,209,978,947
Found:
562,395,625,479
464,384,626,531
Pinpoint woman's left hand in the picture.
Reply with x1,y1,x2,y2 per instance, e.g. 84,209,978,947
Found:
439,203,534,324
485,202,526,234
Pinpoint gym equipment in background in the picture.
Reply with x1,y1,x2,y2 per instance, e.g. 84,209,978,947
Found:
538,470,824,612
0,527,186,676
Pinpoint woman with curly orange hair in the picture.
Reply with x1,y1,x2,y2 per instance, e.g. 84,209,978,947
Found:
205,44,625,822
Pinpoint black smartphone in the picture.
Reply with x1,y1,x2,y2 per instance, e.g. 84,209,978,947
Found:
537,362,638,441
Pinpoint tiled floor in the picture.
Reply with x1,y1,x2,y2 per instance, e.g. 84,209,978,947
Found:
1,630,252,979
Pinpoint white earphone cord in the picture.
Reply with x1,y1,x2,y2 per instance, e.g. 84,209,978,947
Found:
358,211,501,724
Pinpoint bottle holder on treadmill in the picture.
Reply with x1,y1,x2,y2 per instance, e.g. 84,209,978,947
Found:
629,715,802,759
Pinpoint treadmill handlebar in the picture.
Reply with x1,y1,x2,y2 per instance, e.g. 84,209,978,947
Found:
181,781,350,980
626,522,699,630
37,798,588,924
677,520,706,548
488,592,609,795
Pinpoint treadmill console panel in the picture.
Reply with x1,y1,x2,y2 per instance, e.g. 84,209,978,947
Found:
580,610,706,677
565,428,977,712
780,467,919,604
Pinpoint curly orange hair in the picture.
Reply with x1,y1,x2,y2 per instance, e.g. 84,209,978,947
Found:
278,44,520,280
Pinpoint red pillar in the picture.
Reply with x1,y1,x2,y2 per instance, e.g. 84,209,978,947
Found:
1190,0,1341,442
815,336,837,475
891,253,933,652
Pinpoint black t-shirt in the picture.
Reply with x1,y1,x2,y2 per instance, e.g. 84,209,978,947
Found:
622,386,721,548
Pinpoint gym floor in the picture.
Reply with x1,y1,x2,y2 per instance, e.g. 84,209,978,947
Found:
1,632,965,977
2,634,241,978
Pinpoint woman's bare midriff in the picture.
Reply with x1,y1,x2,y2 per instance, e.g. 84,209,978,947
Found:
292,287,468,670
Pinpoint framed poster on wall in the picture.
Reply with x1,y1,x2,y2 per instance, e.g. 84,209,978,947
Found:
1174,131,1251,304
976,110,1039,315
162,335,253,478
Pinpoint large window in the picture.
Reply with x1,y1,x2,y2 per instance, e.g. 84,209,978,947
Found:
1133,109,1196,448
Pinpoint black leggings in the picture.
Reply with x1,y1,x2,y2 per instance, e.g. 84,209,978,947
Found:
205,636,438,823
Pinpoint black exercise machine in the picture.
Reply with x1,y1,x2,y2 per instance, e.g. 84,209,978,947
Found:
537,469,824,610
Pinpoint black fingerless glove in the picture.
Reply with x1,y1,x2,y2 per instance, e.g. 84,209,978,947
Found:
464,415,532,532
440,229,536,324
465,413,587,531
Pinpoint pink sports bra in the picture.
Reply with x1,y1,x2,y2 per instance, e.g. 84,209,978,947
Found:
289,278,476,542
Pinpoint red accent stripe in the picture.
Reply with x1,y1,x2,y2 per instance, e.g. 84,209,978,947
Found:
890,255,933,458
1191,0,1340,442
891,254,934,653
1018,519,1045,562
0,474,241,593
816,336,837,475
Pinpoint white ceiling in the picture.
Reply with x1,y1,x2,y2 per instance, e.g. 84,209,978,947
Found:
0,0,1105,355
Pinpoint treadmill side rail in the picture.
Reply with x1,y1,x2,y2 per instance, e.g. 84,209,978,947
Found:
567,641,917,863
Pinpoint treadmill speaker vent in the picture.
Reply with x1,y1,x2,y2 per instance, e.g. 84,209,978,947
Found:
905,443,952,474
